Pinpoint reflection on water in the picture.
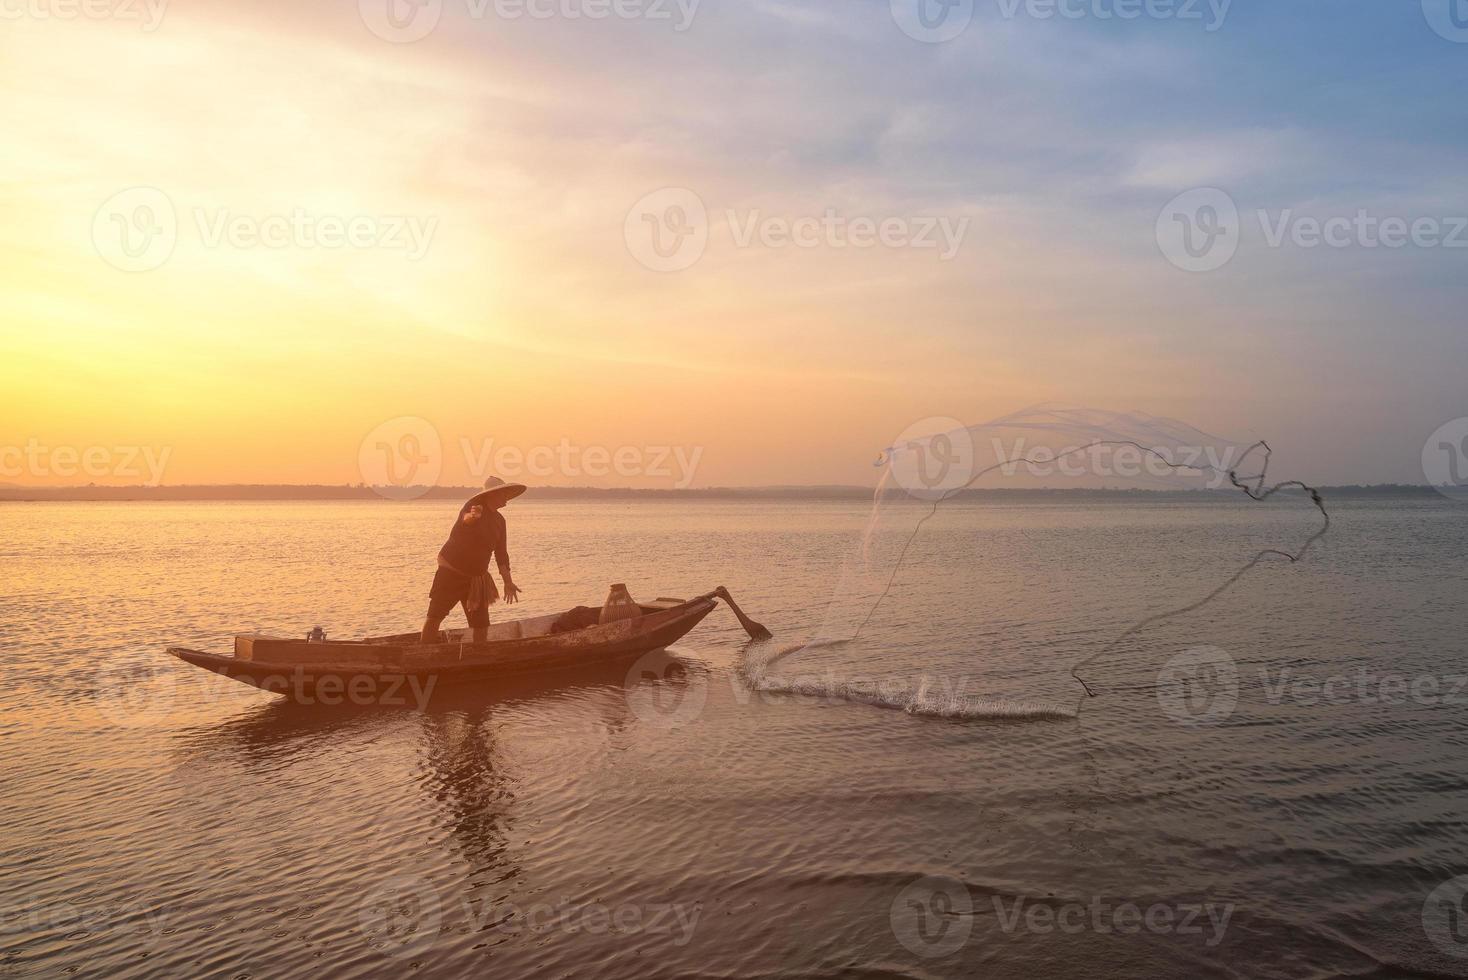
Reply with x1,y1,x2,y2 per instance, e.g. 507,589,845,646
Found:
419,707,517,898
4,499,1468,978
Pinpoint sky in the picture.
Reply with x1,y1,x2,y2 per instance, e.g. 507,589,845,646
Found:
1,0,1464,488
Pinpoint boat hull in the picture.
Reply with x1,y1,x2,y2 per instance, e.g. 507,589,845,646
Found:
167,596,717,706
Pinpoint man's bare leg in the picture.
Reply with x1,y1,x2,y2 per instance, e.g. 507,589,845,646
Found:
420,617,445,644
471,626,488,644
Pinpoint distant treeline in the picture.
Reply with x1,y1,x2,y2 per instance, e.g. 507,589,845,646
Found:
0,483,1444,502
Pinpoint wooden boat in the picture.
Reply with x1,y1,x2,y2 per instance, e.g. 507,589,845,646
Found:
166,587,770,706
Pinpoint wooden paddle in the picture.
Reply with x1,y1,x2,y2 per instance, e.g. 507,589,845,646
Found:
709,586,773,641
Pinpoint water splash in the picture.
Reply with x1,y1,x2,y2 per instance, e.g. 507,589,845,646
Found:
738,644,1079,721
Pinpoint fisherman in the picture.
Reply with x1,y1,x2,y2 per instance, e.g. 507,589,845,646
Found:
420,476,525,644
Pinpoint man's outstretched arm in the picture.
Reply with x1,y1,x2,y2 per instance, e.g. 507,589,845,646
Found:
497,521,521,603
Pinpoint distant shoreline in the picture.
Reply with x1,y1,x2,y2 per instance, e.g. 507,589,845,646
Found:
0,483,1442,502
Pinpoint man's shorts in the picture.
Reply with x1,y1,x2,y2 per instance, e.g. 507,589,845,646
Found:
427,566,490,628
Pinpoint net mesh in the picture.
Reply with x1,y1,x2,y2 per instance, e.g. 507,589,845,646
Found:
740,405,1329,721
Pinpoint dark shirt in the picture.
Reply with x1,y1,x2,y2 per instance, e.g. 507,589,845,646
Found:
438,492,511,578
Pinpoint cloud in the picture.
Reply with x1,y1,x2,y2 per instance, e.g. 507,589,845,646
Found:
1122,129,1319,191
1,0,1465,483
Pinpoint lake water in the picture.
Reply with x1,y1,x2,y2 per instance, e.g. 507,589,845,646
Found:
2,496,1467,978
